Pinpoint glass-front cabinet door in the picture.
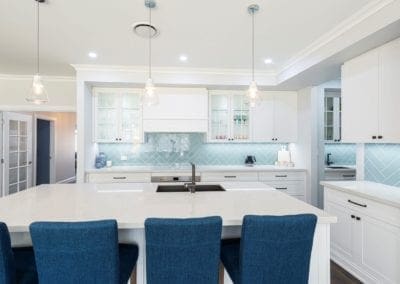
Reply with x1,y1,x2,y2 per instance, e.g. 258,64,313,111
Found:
324,89,342,142
209,91,251,142
93,88,142,143
210,94,229,141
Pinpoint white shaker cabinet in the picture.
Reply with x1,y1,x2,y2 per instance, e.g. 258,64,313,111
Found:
93,88,142,143
252,92,297,143
342,38,400,143
324,186,400,283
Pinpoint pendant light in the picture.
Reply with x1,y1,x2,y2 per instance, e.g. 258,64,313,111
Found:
141,0,159,106
246,4,260,107
26,0,48,105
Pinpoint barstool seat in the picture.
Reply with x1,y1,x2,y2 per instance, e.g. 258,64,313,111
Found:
221,214,317,284
30,220,138,284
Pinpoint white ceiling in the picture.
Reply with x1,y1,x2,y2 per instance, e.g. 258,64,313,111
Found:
0,0,376,76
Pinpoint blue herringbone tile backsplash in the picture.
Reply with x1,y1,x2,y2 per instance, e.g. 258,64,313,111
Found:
98,133,287,166
324,143,356,165
365,144,400,187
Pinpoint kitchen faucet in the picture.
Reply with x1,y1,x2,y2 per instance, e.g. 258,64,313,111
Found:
184,162,196,193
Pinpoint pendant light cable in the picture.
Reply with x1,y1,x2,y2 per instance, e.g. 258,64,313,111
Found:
36,0,40,75
148,5,152,79
251,9,255,81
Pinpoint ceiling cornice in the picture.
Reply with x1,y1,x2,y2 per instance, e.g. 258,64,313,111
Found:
0,74,76,82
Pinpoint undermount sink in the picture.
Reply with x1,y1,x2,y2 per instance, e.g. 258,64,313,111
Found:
326,166,350,169
156,184,225,192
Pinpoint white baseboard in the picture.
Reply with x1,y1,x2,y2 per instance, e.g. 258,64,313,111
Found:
56,176,76,184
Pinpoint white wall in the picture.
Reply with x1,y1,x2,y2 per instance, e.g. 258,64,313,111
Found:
0,75,76,111
293,87,320,207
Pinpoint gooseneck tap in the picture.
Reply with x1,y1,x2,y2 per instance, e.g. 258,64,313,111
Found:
185,162,196,193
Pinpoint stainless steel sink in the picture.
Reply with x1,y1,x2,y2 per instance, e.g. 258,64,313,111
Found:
156,184,225,192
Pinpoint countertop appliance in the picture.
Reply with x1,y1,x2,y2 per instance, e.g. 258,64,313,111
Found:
245,155,256,166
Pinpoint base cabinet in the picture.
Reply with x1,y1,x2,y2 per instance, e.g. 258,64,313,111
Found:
324,187,400,283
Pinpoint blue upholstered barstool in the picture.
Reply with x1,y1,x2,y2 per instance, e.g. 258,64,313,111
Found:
145,216,222,284
220,214,317,284
29,220,138,284
0,222,38,284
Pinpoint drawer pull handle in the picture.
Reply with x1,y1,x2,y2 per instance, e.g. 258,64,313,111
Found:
276,187,288,190
342,174,355,178
275,175,287,178
348,199,367,208
224,176,237,178
113,177,127,180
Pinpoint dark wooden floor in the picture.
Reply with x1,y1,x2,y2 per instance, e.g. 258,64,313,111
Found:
331,261,362,284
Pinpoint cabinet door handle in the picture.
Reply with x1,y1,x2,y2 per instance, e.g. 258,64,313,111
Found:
224,176,237,178
275,187,288,190
275,175,287,178
113,176,127,180
356,216,361,221
378,135,383,139
348,199,367,208
342,174,355,178
351,215,355,219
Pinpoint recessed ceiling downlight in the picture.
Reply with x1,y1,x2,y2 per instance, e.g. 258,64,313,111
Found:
132,22,159,38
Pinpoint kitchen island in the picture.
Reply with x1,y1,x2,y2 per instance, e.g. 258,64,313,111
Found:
0,182,336,284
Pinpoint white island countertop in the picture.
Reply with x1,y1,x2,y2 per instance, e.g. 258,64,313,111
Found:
86,165,306,173
0,182,335,233
321,180,400,208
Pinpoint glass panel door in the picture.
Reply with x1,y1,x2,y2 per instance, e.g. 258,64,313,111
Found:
231,95,250,141
4,113,32,196
210,95,229,141
95,92,119,142
121,93,141,143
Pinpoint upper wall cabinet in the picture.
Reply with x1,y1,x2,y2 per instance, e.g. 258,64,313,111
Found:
252,92,298,143
342,38,400,143
208,91,251,142
93,88,142,143
142,88,208,133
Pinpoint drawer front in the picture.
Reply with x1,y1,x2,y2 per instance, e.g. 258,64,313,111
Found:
201,172,258,182
263,181,305,195
87,172,151,183
325,171,356,181
259,171,306,181
324,187,400,228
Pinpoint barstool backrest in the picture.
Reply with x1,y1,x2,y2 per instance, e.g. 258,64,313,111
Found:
30,220,120,284
239,214,317,284
145,216,222,284
0,222,15,284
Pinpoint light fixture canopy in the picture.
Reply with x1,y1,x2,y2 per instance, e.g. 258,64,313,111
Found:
246,4,260,107
140,0,159,106
26,0,48,104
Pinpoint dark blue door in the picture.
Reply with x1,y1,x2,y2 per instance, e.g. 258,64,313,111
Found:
36,119,50,185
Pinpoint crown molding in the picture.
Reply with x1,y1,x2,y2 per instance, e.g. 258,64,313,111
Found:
0,74,76,82
71,64,275,76
0,105,76,112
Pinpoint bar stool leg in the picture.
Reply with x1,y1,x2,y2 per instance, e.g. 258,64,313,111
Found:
219,262,225,284
130,266,137,284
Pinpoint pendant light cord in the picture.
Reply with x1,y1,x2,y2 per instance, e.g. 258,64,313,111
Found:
36,0,40,75
148,5,152,79
251,10,255,82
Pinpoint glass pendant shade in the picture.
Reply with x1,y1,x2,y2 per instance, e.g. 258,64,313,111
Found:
247,80,260,107
26,74,48,105
141,78,159,106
